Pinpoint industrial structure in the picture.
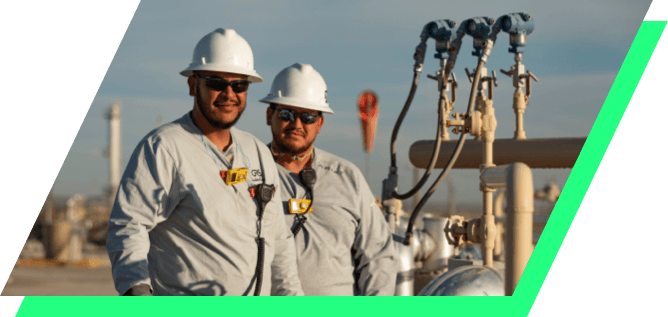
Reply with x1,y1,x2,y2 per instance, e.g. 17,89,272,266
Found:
106,103,122,207
15,14,576,297
381,13,579,296
18,103,122,266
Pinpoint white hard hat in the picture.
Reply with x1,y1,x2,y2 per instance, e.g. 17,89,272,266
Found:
259,63,333,114
180,28,263,83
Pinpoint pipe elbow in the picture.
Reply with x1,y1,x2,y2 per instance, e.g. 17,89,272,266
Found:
416,229,438,261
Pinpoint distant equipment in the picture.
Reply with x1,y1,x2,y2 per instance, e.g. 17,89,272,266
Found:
105,103,122,206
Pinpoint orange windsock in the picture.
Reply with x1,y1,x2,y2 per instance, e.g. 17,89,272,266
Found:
358,91,379,153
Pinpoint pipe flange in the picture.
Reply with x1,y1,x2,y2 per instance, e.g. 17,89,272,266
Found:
468,111,482,136
467,218,482,244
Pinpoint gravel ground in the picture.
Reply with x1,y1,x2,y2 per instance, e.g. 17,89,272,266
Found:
2,244,118,296
2,266,117,296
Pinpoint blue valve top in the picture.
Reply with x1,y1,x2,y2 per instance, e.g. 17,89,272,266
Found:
421,19,457,59
462,17,495,57
498,12,534,53
462,17,495,39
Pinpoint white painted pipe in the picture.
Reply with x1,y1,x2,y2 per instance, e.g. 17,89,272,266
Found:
504,162,534,296
108,103,122,204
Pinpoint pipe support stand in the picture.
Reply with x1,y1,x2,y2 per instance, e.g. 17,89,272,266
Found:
438,77,453,140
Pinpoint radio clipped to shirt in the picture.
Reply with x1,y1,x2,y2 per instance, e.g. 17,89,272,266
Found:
220,168,248,185
288,199,313,214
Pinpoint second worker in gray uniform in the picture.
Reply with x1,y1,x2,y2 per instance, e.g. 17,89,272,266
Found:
261,63,397,295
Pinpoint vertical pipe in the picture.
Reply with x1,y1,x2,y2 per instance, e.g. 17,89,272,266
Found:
480,95,497,267
481,188,495,266
421,217,453,272
395,242,415,296
108,103,122,206
504,163,534,296
493,190,506,261
67,196,83,262
513,88,527,140
394,216,415,296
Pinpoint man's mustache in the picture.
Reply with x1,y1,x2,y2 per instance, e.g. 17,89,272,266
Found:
283,128,305,137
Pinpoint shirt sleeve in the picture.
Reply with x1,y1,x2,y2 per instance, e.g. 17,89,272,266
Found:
106,139,180,295
352,173,398,296
269,174,304,296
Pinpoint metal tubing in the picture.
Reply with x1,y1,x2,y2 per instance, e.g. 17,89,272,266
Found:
404,59,486,244
504,162,534,296
390,73,421,168
409,137,585,169
421,217,453,272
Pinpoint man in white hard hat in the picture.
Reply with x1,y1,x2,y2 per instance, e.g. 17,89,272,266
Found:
107,29,303,296
262,63,397,295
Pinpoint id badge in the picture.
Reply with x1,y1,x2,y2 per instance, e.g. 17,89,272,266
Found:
220,168,248,185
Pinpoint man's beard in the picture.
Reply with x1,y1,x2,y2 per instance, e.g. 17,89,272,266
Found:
272,128,314,155
196,89,244,129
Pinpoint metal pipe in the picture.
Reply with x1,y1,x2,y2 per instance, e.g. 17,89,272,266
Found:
482,188,495,266
394,216,437,296
504,162,534,296
493,190,506,218
493,189,506,262
479,93,497,267
421,217,453,272
409,137,585,169
480,166,508,188
404,59,486,245
395,241,415,296
513,88,527,140
107,103,122,206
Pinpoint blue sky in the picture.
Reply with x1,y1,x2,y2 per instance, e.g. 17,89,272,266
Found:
54,0,652,204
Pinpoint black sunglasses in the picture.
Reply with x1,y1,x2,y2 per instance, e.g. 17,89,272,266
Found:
276,108,320,124
194,75,250,93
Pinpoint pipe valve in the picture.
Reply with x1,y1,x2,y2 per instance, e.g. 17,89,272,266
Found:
444,215,482,247
447,111,481,136
427,71,458,101
465,67,497,100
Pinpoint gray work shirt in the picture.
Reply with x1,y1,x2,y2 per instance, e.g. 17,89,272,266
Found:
107,113,303,296
275,147,397,295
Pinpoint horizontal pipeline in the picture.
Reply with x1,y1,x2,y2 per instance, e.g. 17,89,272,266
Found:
409,137,586,169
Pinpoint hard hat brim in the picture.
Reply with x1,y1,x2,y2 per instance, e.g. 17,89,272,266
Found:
259,96,334,114
180,64,263,83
